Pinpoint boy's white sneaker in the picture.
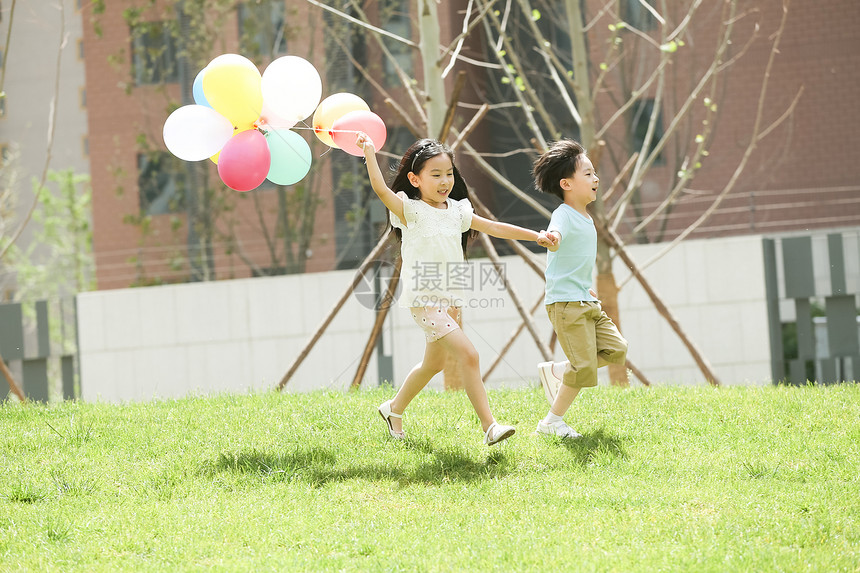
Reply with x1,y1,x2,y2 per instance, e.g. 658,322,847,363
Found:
537,361,561,405
536,419,582,439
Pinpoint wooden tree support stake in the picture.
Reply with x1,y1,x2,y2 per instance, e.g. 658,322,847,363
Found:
597,224,721,386
470,193,544,276
451,104,489,152
479,233,552,362
384,97,423,139
438,70,467,142
625,359,652,387
277,230,396,391
351,257,402,390
0,352,26,403
483,290,546,380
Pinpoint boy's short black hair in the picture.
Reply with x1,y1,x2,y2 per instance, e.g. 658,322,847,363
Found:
533,139,586,200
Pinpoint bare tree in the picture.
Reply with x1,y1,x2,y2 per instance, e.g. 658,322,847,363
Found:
304,0,798,387
0,0,71,402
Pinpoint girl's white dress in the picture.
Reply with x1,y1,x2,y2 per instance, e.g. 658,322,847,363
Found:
389,191,474,308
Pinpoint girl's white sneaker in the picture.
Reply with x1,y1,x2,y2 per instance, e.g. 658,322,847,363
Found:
378,400,405,439
484,422,516,446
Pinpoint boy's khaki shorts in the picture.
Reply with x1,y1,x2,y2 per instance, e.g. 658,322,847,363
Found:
546,301,628,388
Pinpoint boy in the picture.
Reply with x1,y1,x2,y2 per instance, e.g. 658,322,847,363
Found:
533,139,628,438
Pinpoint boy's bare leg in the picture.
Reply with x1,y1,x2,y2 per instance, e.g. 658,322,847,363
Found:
550,383,580,417
536,380,583,438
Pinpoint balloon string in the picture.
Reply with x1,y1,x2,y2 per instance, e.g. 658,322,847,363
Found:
262,120,365,160
289,126,362,134
267,119,359,136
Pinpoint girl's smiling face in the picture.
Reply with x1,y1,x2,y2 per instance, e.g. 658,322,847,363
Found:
408,153,455,209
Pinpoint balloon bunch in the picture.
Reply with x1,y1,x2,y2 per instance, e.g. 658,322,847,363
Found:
163,54,387,193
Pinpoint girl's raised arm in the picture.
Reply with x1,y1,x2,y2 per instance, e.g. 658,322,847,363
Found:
357,132,406,223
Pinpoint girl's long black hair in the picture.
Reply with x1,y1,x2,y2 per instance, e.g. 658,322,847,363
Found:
386,138,476,256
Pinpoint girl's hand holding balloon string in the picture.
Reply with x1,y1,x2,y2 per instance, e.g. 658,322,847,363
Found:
356,131,376,159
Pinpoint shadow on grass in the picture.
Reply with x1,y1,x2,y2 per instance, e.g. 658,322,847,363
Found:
201,441,513,487
554,427,627,468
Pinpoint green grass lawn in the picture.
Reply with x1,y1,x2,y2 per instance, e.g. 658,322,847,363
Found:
1,385,858,572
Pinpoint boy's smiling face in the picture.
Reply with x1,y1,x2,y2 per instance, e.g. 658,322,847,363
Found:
559,155,599,211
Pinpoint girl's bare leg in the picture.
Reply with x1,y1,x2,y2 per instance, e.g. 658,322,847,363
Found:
435,328,495,431
387,338,447,435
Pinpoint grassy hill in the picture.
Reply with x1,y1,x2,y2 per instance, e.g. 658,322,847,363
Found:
1,385,858,571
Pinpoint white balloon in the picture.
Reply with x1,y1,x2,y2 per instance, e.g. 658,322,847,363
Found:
261,56,322,122
163,105,234,161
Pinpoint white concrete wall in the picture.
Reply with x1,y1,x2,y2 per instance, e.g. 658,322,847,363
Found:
611,236,771,386
77,234,775,402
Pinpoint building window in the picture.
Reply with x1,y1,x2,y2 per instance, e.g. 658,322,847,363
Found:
620,0,658,31
380,1,412,86
131,21,179,85
77,38,84,60
238,1,288,60
79,87,86,108
81,136,89,157
138,152,187,215
630,98,664,164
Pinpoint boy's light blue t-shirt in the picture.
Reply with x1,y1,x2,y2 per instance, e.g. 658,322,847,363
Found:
545,203,598,305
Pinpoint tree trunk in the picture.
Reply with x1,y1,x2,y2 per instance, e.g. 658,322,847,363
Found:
417,0,445,136
590,143,628,386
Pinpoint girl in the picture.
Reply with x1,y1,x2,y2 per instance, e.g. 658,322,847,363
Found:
356,132,556,446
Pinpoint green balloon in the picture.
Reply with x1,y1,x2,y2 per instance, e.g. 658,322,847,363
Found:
265,129,312,185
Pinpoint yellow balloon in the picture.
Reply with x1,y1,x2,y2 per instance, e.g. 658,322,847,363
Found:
234,120,257,133
202,56,263,129
312,93,370,148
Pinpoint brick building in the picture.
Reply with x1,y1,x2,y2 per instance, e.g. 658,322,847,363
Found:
78,1,859,290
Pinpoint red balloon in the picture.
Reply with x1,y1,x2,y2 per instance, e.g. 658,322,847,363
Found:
217,129,271,191
332,110,387,157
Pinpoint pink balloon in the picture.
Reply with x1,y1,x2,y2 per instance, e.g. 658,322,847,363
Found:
217,130,271,191
331,110,387,157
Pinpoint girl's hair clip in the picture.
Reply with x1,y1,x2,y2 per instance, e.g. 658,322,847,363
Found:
411,141,436,171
